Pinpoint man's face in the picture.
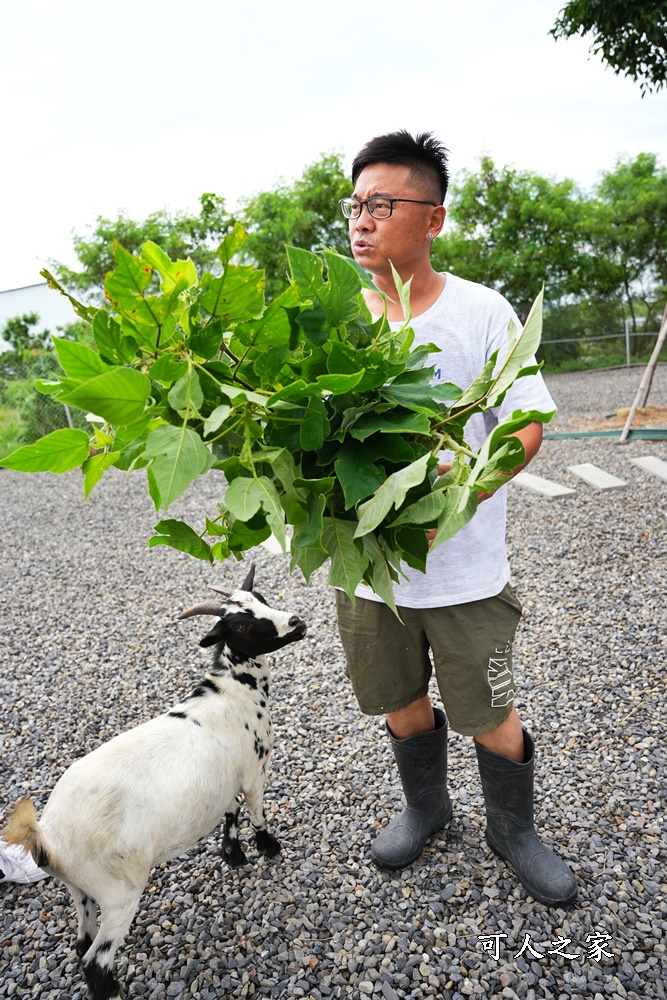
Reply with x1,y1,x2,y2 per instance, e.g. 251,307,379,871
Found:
347,163,440,277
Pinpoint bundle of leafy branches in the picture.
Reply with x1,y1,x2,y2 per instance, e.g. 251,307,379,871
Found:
0,226,551,616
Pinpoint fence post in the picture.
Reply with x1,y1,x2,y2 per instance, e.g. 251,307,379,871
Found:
624,318,631,367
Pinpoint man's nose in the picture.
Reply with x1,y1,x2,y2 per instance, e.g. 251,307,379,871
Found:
353,204,375,229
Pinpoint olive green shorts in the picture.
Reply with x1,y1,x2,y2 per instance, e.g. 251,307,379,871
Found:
335,584,523,737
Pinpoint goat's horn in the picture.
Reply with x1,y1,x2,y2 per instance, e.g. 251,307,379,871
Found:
209,587,231,596
241,563,256,592
177,601,224,620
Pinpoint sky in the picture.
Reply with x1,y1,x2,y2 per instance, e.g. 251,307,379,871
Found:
2,0,666,294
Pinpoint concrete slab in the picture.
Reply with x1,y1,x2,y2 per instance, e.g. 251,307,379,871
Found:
511,471,576,498
629,456,667,483
567,463,628,490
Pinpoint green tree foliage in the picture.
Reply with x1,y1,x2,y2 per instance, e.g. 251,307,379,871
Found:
551,0,667,94
1,312,51,353
592,152,667,332
238,153,351,300
432,156,597,318
1,232,551,615
51,194,232,300
0,314,82,444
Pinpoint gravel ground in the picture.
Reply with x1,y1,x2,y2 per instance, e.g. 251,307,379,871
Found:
1,366,666,1000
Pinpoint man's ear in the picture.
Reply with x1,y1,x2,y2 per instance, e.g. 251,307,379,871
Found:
427,204,447,240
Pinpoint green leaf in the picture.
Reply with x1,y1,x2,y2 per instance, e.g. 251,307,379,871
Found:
168,369,203,414
40,267,96,323
141,241,198,294
289,542,329,582
149,519,213,562
287,246,325,298
199,265,265,325
429,486,479,551
296,304,331,346
349,410,431,441
216,222,248,265
292,475,335,496
92,309,137,365
105,243,159,325
359,533,401,620
388,490,450,527
485,288,545,409
451,353,498,410
291,491,326,550
149,355,189,385
389,261,412,323
467,407,555,492
381,381,444,413
81,451,120,499
300,395,329,451
0,429,90,473
315,371,366,393
321,251,363,325
144,424,215,509
322,517,368,598
60,368,152,425
324,251,383,293
255,475,287,552
188,318,224,360
53,337,113,382
203,404,232,437
334,441,386,509
224,476,263,520
355,453,433,537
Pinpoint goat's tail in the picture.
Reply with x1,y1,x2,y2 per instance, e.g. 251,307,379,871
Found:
3,798,53,869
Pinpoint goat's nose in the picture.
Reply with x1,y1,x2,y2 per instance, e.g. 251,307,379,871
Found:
289,615,307,635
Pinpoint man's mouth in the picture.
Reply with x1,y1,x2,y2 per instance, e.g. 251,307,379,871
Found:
353,241,374,252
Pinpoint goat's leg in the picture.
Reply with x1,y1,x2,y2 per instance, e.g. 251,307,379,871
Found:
81,892,142,1000
66,882,98,958
243,780,281,857
221,804,247,867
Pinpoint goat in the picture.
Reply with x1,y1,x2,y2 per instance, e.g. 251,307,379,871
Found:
3,564,307,1000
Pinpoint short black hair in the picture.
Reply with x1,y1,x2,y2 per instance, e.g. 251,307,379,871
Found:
351,130,450,204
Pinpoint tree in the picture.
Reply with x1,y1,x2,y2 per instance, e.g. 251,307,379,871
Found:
591,152,667,336
551,0,667,95
51,193,233,301
1,313,51,353
432,156,598,318
239,153,351,300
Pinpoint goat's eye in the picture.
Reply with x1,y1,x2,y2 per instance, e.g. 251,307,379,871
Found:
234,622,250,633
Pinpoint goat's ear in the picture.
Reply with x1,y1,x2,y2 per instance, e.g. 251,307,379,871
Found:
240,563,256,593
199,620,228,648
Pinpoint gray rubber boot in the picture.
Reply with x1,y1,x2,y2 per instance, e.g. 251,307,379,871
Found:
475,729,577,907
371,707,453,870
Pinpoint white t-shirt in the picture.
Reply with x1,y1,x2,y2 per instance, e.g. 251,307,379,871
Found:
355,272,556,609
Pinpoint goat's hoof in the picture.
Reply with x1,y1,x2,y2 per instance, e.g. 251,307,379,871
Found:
223,844,248,868
256,829,281,857
76,934,93,958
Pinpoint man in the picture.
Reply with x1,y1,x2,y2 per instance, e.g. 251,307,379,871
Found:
335,130,577,908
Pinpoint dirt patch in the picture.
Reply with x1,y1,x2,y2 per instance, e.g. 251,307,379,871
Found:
583,405,667,431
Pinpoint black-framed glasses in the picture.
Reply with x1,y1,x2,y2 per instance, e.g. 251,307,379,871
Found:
339,196,437,220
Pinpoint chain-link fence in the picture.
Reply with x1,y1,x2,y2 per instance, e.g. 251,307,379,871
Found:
538,299,663,371
0,353,88,456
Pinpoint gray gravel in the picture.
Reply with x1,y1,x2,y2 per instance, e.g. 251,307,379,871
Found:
1,365,666,1000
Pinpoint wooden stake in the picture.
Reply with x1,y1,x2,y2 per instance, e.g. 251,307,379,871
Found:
619,302,667,444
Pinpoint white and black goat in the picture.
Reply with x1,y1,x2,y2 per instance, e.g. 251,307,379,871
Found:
3,564,306,1000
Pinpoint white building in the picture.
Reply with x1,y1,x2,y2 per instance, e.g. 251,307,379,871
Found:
0,282,84,350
